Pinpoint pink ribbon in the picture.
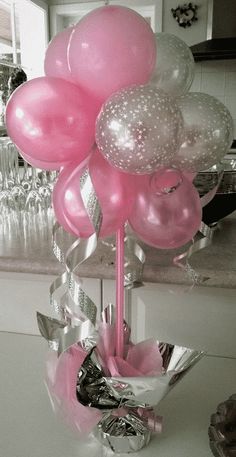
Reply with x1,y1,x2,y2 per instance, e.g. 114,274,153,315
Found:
112,407,163,434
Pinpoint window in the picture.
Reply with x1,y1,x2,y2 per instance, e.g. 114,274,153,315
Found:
0,0,48,79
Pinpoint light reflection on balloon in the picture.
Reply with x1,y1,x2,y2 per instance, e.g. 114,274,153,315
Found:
150,33,195,97
96,85,183,175
129,168,202,249
173,92,233,172
53,150,137,238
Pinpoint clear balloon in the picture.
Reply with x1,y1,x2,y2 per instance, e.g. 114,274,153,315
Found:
174,92,234,172
68,5,156,102
6,77,98,168
183,171,197,182
44,26,74,82
150,33,195,97
96,85,183,175
53,150,137,238
129,168,202,249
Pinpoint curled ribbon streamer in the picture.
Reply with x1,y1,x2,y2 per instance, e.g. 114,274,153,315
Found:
64,236,99,325
37,312,96,356
50,222,72,319
173,222,217,286
63,168,102,325
48,167,102,350
173,164,224,286
124,236,146,288
101,233,146,288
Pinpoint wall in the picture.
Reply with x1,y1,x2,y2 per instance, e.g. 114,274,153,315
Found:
191,60,236,138
163,0,209,46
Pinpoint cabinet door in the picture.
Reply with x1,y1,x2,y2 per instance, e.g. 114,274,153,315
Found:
102,279,236,358
50,2,104,37
0,272,102,335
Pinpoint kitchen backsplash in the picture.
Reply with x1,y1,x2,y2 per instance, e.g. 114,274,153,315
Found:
190,59,236,140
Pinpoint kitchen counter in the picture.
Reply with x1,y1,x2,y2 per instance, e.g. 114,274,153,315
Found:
0,209,236,288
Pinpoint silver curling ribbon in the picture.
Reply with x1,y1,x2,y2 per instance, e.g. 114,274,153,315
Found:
173,221,218,287
50,222,73,320
173,163,224,287
64,168,102,326
124,235,146,289
37,311,96,355
38,167,102,352
101,231,146,289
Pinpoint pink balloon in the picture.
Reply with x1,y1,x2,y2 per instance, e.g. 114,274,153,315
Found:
6,77,98,167
44,26,74,82
129,168,202,249
53,150,136,238
19,149,61,171
68,5,156,102
183,171,197,182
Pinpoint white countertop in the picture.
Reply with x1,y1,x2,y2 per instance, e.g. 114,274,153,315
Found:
0,331,235,457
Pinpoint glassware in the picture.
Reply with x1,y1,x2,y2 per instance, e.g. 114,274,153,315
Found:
0,138,58,239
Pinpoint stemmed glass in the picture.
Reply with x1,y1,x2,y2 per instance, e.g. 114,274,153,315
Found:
8,142,26,211
25,167,43,212
0,138,15,213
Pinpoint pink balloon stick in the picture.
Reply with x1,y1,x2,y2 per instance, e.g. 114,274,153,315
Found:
115,225,125,358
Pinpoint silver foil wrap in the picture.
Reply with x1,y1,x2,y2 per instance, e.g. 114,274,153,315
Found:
95,411,151,453
76,343,204,411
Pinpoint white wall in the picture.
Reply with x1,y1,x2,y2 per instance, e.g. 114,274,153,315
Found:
163,0,209,46
191,60,236,138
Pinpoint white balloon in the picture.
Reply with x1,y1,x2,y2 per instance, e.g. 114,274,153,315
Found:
174,92,234,172
96,85,183,175
150,33,195,97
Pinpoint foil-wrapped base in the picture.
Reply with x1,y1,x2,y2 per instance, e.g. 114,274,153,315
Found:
95,412,151,453
209,394,236,457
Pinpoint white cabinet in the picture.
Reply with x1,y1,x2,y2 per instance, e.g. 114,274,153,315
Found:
0,271,102,335
102,279,236,358
1,270,236,360
50,1,103,36
49,1,163,37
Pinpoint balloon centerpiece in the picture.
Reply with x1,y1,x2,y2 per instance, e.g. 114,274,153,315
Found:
5,5,233,454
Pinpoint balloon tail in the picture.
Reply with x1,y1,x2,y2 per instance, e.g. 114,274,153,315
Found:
115,225,125,358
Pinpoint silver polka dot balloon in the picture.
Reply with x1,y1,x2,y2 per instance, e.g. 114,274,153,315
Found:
96,85,183,174
173,92,234,172
150,33,195,97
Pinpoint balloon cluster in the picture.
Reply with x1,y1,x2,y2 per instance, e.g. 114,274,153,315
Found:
5,5,233,249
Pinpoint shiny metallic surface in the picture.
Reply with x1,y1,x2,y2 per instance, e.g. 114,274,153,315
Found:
195,158,236,195
209,394,236,457
173,220,218,287
76,343,204,410
124,236,146,289
37,312,96,356
48,166,103,326
95,412,151,453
